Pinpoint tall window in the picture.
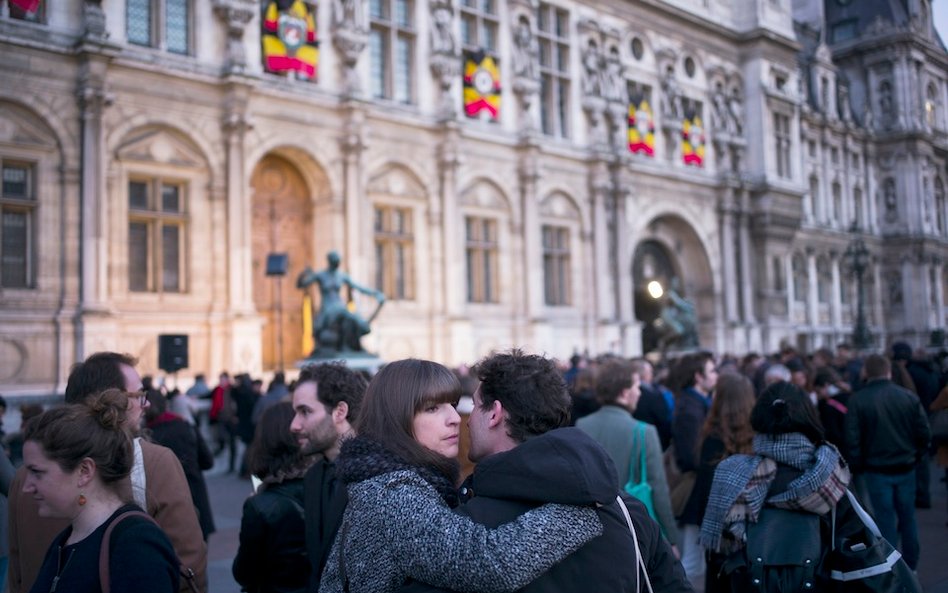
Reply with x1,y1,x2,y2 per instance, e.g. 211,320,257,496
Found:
854,187,864,229
816,257,831,304
537,3,570,138
832,182,842,226
936,177,946,234
1,160,35,289
126,0,190,54
374,205,414,300
792,254,807,303
542,225,570,306
926,83,939,129
807,175,819,221
128,178,187,293
369,0,415,103
773,112,791,178
459,0,498,53
465,216,498,303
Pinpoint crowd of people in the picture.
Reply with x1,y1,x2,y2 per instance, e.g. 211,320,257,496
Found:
1,340,944,593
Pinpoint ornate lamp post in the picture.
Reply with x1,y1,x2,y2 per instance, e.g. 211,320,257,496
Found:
844,229,872,350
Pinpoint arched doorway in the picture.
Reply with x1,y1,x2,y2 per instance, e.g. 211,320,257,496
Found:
251,155,313,371
632,215,715,354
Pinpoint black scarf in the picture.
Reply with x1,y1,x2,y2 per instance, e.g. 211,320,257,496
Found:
335,435,460,507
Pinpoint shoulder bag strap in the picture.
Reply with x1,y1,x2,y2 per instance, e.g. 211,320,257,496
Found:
616,495,655,593
99,510,153,593
638,424,648,485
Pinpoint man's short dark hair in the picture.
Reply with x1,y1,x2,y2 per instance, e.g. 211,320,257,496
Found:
595,360,635,406
670,351,713,392
864,354,891,381
64,352,138,404
473,349,570,443
297,362,367,423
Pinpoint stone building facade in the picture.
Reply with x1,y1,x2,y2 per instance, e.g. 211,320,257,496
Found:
0,0,945,394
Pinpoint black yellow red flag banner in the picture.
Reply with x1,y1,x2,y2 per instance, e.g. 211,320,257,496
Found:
262,0,319,79
463,50,501,120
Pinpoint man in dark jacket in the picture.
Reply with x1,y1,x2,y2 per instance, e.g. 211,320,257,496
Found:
290,362,367,592
845,354,931,570
401,350,691,593
631,357,673,450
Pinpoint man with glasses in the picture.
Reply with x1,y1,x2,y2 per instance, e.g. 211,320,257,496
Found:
7,352,207,593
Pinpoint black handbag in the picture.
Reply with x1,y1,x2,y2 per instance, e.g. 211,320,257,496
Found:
822,490,922,593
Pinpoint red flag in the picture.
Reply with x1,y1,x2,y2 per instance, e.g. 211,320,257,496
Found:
10,0,41,13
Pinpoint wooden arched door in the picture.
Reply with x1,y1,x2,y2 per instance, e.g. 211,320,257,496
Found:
251,155,314,371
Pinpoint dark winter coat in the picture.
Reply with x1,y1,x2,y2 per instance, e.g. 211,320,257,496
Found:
318,436,603,593
845,379,931,473
304,457,347,591
634,384,673,450
147,412,216,539
680,434,725,527
233,479,309,593
398,427,692,593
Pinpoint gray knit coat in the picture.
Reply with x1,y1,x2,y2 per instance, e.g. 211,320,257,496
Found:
318,438,602,593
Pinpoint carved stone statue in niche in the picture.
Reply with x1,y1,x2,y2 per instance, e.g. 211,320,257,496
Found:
333,0,366,31
660,67,682,120
727,88,744,136
430,0,455,56
883,178,898,222
878,80,894,123
602,46,624,103
887,270,903,307
838,81,853,122
581,39,603,98
711,84,729,134
511,15,539,80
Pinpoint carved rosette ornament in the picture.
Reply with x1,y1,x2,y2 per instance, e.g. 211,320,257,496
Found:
212,0,256,74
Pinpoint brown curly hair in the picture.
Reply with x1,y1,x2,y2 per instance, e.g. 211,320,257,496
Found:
701,372,755,459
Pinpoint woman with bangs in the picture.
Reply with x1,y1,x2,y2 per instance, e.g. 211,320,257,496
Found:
318,358,602,593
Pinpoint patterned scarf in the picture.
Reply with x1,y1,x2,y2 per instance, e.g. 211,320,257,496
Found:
336,435,460,507
699,433,850,552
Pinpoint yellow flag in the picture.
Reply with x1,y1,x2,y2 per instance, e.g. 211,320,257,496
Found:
302,295,314,354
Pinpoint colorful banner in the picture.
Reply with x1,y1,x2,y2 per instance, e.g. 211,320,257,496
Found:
463,50,501,120
627,91,655,157
681,107,705,167
262,0,319,79
10,0,41,12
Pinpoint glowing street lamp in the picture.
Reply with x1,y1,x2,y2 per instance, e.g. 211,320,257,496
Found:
647,280,664,299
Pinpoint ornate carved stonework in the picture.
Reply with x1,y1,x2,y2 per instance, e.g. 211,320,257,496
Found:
212,0,256,74
429,0,460,119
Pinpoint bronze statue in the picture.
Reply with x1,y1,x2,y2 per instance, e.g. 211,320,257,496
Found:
297,250,385,357
655,279,699,351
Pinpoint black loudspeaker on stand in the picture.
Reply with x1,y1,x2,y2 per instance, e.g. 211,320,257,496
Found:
158,334,189,373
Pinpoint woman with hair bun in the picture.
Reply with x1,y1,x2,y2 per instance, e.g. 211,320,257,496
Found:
23,389,179,593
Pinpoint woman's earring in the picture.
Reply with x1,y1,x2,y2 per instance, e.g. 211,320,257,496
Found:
78,494,87,506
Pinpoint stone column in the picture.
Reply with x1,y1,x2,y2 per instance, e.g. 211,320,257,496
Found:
737,188,756,324
76,45,116,317
830,252,842,328
339,101,369,280
221,83,255,314
718,189,739,324
431,122,460,359
519,137,542,321
807,250,818,328
590,161,614,323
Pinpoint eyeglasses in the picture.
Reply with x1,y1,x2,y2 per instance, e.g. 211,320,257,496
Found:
132,390,148,406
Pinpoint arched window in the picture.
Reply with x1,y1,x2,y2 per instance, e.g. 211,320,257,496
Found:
817,256,831,303
792,253,808,303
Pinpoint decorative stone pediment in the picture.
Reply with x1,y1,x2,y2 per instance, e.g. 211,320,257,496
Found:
461,179,509,211
0,104,57,148
367,164,427,199
116,128,206,168
540,192,579,220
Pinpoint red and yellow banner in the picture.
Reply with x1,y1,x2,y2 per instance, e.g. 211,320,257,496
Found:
682,111,705,167
463,50,501,120
262,0,319,79
628,96,655,157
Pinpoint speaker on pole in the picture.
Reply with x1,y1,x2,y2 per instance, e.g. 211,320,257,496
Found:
158,334,189,373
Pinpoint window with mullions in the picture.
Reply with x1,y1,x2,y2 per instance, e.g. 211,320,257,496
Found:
466,216,498,303
542,225,570,306
126,0,190,55
459,0,498,53
369,0,415,103
773,112,791,178
0,160,36,289
537,3,570,138
374,205,414,300
128,178,187,293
